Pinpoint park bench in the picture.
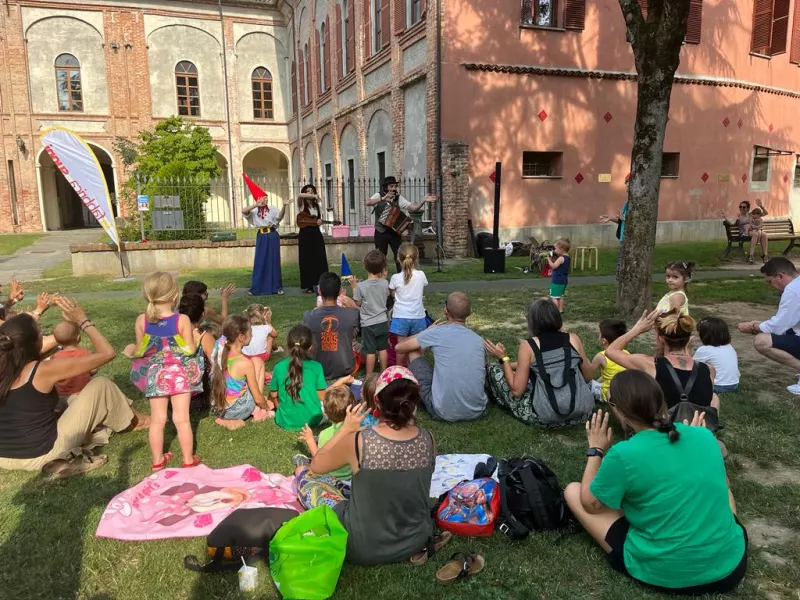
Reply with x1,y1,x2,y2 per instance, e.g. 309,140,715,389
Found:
721,218,799,259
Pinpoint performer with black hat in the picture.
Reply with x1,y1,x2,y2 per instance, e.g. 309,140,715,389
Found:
366,176,437,273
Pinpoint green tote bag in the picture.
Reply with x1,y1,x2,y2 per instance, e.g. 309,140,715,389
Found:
269,505,348,599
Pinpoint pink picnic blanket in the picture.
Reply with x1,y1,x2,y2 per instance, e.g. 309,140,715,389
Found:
96,464,302,541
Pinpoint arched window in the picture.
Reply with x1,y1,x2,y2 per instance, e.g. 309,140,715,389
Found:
303,43,310,104
175,61,200,117
252,67,274,120
319,22,327,93
55,53,83,112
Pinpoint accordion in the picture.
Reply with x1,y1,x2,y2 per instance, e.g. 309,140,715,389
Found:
379,204,413,233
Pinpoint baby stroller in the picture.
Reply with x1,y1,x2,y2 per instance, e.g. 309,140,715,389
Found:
528,238,556,276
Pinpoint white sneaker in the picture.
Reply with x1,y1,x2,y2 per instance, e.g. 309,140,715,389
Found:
787,376,800,395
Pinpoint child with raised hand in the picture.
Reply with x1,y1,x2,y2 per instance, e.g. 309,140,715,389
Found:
547,238,571,313
389,243,428,366
296,386,356,483
181,280,237,325
656,261,693,315
588,318,629,402
270,325,353,431
694,317,740,393
242,304,280,362
210,315,274,430
130,272,203,470
353,250,390,377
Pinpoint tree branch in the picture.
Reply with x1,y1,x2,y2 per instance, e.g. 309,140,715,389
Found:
618,0,646,52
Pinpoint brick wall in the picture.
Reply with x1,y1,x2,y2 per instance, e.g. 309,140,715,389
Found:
441,140,469,257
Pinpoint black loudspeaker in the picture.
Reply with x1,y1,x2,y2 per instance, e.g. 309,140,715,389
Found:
483,249,506,274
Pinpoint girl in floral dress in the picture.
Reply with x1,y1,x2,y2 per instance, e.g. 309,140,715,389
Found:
130,272,203,470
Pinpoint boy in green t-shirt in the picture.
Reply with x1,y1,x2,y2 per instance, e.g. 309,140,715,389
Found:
296,385,355,481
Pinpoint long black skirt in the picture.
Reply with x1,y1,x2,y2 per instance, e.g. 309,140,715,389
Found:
298,226,329,290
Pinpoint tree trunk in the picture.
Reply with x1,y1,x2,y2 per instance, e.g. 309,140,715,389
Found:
616,0,691,317
617,70,672,316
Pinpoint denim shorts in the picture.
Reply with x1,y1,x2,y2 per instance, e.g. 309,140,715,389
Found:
390,317,428,336
714,383,739,393
217,391,256,420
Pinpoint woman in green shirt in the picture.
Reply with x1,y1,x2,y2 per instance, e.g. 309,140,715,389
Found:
564,370,747,595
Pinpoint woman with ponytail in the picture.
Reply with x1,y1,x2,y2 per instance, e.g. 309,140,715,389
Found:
564,370,747,595
389,243,429,366
210,315,273,431
606,309,718,410
0,300,148,477
297,366,439,566
270,325,350,430
129,272,203,470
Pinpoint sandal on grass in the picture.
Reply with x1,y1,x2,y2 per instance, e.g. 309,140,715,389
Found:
435,553,485,585
151,452,173,471
410,531,453,566
183,456,202,468
43,453,108,479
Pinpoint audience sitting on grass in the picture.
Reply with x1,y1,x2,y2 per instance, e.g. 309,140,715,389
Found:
694,317,740,394
605,310,719,412
0,299,149,477
736,257,800,394
303,273,360,380
181,280,236,325
395,292,488,422
484,298,595,426
588,318,629,402
295,366,438,566
564,370,747,596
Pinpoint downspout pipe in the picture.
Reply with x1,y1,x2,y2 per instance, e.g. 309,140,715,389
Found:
218,0,237,224
435,0,443,254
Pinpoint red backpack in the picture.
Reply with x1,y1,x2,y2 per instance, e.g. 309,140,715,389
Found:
435,478,500,537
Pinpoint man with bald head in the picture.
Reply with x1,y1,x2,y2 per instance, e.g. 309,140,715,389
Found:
395,292,488,421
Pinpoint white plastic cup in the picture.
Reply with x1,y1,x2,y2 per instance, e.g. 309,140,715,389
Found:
238,561,258,593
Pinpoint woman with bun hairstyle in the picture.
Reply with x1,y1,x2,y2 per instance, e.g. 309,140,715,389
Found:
295,366,438,565
564,370,747,595
606,309,718,410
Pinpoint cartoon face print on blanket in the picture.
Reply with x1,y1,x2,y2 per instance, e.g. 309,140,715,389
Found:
96,465,302,541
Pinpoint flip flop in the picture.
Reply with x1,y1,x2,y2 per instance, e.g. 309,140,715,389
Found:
435,553,485,585
182,456,202,468
43,453,109,479
151,452,173,471
410,531,453,566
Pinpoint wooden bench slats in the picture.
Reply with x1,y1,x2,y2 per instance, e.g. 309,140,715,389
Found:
722,219,799,259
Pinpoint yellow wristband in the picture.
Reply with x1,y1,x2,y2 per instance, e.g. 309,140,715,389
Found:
501,356,511,363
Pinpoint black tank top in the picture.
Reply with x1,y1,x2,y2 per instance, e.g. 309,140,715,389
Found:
0,362,59,459
654,357,714,409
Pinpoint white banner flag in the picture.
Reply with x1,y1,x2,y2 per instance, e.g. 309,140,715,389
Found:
40,127,120,248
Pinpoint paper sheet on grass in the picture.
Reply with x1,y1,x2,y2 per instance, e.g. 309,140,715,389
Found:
430,454,498,498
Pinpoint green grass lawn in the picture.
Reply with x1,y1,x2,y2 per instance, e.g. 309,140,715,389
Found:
0,233,43,256
1,278,798,599
21,240,746,296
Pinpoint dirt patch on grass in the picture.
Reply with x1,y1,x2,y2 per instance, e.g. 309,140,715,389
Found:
747,518,796,549
761,552,790,569
737,457,800,487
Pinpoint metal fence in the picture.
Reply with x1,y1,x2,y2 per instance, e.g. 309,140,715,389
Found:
128,175,435,242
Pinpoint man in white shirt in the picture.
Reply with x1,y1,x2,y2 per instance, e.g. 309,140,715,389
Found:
738,257,800,394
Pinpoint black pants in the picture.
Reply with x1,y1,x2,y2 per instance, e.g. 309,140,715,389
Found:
374,229,402,273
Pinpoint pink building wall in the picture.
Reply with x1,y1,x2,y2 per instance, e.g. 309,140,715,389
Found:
441,0,800,235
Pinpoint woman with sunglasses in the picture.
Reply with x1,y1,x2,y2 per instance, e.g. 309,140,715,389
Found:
719,199,769,263
564,370,747,595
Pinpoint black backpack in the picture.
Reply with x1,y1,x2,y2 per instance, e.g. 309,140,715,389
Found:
496,457,571,540
662,360,721,433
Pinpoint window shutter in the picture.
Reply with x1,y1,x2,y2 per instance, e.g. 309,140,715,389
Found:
791,0,800,63
364,0,372,57
521,0,532,25
685,0,703,44
324,17,331,90
315,29,322,93
394,0,406,33
564,0,585,30
381,0,391,47
770,0,791,55
347,0,356,71
335,4,343,80
298,50,306,107
751,0,774,54
291,61,298,114
637,0,648,20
